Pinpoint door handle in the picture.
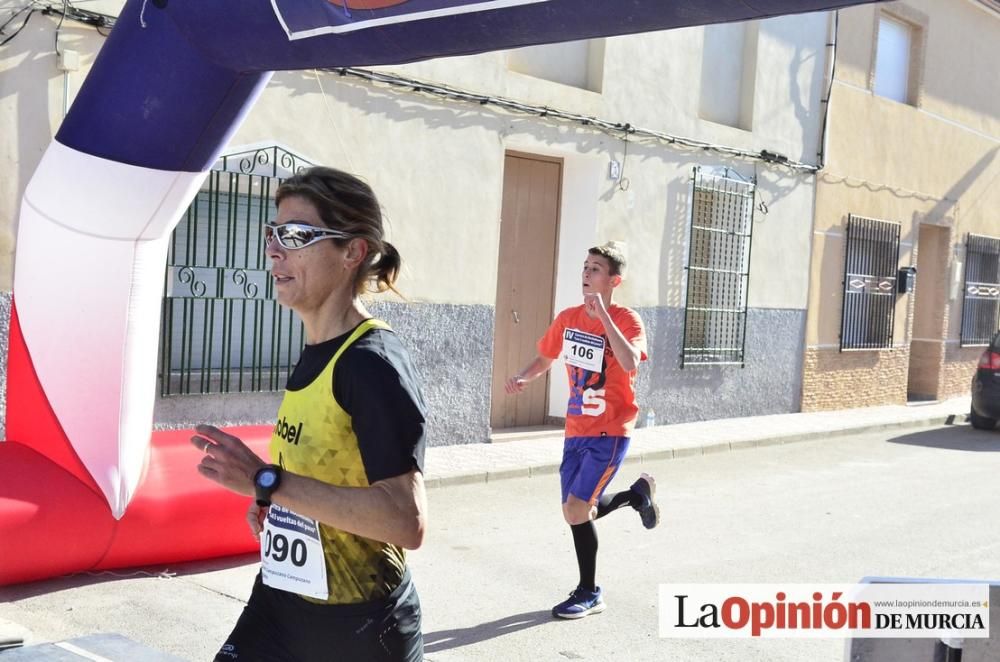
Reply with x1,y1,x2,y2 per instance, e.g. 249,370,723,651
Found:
512,310,520,324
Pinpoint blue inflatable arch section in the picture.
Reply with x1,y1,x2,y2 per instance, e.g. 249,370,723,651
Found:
9,0,883,519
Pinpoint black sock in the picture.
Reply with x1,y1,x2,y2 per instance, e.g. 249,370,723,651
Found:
595,489,638,519
570,521,598,592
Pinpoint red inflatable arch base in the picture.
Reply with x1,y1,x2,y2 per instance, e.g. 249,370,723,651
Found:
0,427,271,587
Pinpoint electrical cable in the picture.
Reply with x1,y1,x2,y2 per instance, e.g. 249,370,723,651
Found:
1,0,114,48
3,0,822,178
816,10,840,169
54,0,66,55
0,3,32,33
617,123,631,192
0,4,35,47
326,66,822,173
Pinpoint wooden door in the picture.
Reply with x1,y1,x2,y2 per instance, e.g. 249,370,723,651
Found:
490,152,562,429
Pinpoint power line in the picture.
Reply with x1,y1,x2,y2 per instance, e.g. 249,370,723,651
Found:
325,66,821,173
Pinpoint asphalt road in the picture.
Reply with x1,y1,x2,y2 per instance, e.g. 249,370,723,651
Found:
2,422,999,661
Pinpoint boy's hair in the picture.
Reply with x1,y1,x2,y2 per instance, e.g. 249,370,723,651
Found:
588,241,627,277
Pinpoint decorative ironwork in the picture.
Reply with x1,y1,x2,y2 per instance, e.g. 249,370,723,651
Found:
159,146,314,396
960,233,1000,346
232,268,260,299
215,145,313,179
680,167,756,367
176,267,208,297
840,215,900,351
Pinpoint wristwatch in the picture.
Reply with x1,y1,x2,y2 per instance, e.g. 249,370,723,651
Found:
253,465,282,507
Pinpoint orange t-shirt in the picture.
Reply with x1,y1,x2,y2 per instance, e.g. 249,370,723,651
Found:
538,304,647,438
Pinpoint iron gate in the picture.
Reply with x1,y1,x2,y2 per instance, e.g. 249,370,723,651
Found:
159,146,313,396
839,215,900,351
680,166,756,367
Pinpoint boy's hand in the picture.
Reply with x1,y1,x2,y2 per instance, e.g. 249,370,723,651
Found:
584,292,609,319
505,375,527,394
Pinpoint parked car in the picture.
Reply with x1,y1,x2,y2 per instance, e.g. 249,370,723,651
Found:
970,330,1000,430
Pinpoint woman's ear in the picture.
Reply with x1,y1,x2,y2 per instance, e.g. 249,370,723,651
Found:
345,237,369,268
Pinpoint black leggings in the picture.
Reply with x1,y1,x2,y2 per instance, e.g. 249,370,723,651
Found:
215,571,422,662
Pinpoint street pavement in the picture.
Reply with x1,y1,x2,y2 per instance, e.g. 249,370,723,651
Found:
2,395,995,661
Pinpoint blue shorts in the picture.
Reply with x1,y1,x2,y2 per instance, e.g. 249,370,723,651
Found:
560,436,631,505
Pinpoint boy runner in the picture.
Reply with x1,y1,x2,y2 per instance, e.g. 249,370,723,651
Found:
505,241,658,620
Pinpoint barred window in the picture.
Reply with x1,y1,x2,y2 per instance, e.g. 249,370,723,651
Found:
159,146,313,396
681,167,755,367
960,234,1000,346
840,215,900,350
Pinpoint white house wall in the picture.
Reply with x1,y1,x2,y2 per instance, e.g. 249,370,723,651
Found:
1,8,831,443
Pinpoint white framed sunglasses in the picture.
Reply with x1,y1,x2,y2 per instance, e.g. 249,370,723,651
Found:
263,222,351,250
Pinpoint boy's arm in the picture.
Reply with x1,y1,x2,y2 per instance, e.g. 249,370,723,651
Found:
585,293,642,372
504,355,555,394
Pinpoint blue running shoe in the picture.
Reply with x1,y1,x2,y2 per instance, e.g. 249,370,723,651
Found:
630,473,660,529
552,586,606,619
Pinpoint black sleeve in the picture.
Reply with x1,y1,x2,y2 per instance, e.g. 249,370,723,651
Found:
332,331,427,484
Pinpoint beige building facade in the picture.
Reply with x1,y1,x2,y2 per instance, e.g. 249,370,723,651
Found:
803,0,1000,412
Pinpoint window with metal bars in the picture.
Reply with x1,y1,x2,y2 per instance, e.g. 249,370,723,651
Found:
839,215,900,351
158,146,313,396
681,167,755,367
960,233,1000,346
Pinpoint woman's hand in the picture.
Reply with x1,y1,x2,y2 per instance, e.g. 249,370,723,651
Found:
191,424,266,497
247,502,268,541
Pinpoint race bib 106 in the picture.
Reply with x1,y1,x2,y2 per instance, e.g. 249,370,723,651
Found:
562,328,605,373
261,505,329,600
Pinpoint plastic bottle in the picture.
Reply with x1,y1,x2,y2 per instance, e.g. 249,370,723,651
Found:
645,408,656,428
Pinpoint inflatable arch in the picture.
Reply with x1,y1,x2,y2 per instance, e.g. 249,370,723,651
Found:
1,0,881,585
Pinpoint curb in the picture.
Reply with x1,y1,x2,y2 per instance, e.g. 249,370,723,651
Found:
425,412,966,490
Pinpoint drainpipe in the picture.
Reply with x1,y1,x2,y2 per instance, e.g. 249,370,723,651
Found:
57,49,80,117
816,10,839,170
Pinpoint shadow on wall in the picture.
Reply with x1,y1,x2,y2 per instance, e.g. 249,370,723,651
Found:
268,69,828,183
814,215,845,348
927,146,998,226
2,19,62,228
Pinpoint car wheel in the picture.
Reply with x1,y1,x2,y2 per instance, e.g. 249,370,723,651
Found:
970,408,997,430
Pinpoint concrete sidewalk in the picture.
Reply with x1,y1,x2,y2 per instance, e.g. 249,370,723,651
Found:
423,396,972,488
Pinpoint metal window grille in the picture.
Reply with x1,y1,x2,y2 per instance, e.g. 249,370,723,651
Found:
680,167,755,367
159,146,313,396
839,215,900,351
960,233,1000,346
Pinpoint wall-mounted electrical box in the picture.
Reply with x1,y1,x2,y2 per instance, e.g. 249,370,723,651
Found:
897,266,917,294
609,160,621,180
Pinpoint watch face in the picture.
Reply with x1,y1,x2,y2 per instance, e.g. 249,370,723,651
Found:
258,470,277,488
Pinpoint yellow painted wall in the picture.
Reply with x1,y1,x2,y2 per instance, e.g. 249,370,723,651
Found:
808,0,1000,348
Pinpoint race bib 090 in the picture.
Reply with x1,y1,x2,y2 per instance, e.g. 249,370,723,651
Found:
261,505,329,600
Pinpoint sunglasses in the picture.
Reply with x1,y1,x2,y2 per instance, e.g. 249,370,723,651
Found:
263,222,351,250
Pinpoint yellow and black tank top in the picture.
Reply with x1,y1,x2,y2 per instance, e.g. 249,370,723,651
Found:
269,318,427,605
